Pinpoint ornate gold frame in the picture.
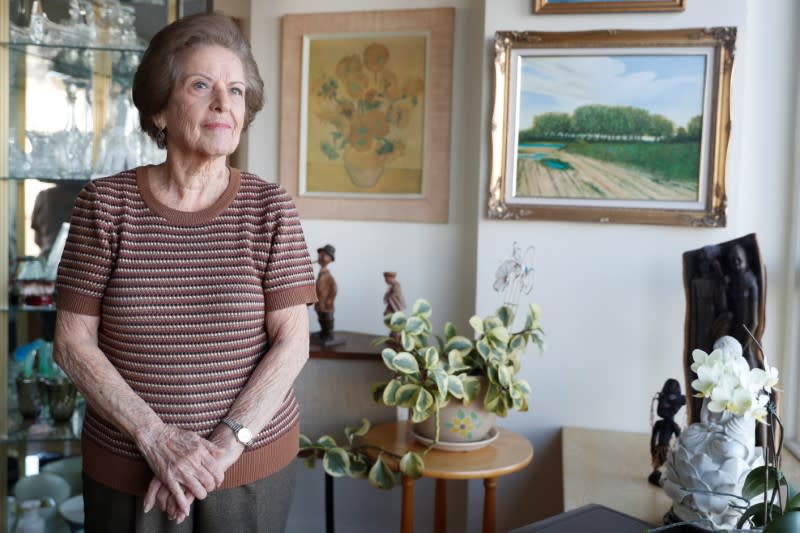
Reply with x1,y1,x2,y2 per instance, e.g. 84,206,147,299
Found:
488,28,736,226
533,0,685,14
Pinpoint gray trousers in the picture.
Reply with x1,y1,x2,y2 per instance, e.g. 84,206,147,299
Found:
82,465,296,533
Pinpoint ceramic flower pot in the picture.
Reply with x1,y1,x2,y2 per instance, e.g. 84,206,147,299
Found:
414,400,496,444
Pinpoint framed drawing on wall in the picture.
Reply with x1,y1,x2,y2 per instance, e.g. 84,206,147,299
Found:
488,28,736,226
280,8,454,222
533,0,685,14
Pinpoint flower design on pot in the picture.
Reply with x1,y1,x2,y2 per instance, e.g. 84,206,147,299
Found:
446,409,482,440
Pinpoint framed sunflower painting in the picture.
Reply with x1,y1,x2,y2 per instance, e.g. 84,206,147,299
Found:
280,8,454,222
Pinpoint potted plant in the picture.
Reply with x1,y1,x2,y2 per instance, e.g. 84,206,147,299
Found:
298,297,544,489
373,298,545,446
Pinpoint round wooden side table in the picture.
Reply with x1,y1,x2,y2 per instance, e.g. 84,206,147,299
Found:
362,420,534,533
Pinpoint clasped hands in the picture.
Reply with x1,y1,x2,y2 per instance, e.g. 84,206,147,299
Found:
140,424,244,523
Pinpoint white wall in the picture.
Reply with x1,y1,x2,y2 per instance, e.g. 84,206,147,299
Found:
242,0,799,531
474,0,798,531
249,0,482,340
249,1,483,531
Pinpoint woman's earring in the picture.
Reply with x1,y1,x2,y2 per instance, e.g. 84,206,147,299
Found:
156,128,166,146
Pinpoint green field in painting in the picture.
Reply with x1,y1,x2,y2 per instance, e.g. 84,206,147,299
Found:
561,141,700,184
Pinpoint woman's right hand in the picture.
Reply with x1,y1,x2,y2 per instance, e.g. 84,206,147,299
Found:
139,424,226,515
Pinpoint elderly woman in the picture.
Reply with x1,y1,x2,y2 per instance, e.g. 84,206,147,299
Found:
52,13,316,532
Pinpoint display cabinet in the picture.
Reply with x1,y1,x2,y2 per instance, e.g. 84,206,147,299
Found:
1,1,210,530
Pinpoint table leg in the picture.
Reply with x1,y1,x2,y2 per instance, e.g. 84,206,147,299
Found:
401,475,415,533
325,473,334,533
1,443,6,533
482,477,497,533
434,478,447,532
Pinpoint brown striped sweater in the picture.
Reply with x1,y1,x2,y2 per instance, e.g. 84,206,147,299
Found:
55,166,317,495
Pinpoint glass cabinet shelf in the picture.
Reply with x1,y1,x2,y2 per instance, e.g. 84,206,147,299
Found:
0,176,89,182
1,408,83,444
0,306,57,313
2,2,212,527
4,40,163,187
1,40,144,52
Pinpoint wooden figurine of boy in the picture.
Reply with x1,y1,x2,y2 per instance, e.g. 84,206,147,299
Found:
312,244,344,346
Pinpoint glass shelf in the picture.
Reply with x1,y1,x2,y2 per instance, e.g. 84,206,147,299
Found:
1,406,83,445
0,40,145,53
0,306,57,313
0,175,89,182
3,41,142,86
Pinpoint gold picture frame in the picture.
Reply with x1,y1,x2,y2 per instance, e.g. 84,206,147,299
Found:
488,28,736,226
280,8,454,222
533,0,685,14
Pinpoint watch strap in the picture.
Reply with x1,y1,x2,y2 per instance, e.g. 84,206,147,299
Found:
222,417,252,446
222,417,243,433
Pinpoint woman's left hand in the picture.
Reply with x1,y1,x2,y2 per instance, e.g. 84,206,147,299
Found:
150,304,311,521
148,426,246,521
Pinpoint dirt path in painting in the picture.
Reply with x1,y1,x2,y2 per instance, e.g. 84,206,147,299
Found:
516,150,696,201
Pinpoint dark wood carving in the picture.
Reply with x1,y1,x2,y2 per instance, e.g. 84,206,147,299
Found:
682,233,766,425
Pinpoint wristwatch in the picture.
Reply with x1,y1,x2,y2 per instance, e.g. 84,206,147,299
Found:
222,417,253,447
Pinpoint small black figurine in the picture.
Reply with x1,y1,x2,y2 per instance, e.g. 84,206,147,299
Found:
649,378,685,486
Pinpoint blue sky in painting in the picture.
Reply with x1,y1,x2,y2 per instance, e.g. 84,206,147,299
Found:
518,54,707,130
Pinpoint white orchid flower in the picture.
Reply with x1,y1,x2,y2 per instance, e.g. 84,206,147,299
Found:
715,372,740,396
745,393,770,421
692,363,723,397
706,384,733,413
750,365,780,394
690,337,779,419
691,348,721,373
727,387,754,417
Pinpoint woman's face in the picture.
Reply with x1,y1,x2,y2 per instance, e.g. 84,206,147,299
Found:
156,45,246,162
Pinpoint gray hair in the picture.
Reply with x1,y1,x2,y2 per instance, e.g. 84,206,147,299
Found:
132,12,264,149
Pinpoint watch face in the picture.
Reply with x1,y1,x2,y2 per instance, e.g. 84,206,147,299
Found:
237,427,253,444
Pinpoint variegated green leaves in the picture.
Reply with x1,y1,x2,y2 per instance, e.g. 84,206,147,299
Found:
299,418,425,490
376,298,545,420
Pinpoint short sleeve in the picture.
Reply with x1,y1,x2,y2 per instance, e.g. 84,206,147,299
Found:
262,188,317,311
55,182,116,317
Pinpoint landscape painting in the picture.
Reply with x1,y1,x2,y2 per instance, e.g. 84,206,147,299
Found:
488,29,736,226
515,54,706,203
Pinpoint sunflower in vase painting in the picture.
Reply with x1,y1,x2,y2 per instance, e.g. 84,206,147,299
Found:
308,39,425,190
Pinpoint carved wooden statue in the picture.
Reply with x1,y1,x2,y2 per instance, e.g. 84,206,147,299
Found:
382,272,406,316
311,244,345,346
682,233,766,425
649,378,685,486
